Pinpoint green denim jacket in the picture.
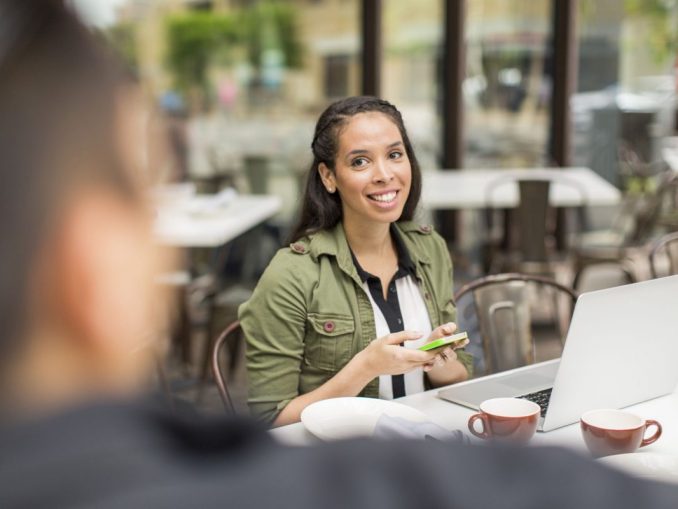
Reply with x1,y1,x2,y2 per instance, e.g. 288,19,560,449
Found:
239,221,471,423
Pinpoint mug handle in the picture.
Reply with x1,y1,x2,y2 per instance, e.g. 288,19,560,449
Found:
468,413,490,439
640,419,662,447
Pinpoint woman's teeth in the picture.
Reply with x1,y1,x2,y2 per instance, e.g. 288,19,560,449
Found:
370,191,396,202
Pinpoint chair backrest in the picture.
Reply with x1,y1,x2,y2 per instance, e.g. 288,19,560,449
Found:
454,273,578,376
516,180,551,262
211,320,240,414
484,177,552,271
484,174,588,271
649,231,678,278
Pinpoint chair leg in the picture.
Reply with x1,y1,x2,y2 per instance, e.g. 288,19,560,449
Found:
177,288,192,367
228,330,243,379
200,292,218,383
195,294,218,404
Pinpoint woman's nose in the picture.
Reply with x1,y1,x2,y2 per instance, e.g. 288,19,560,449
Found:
372,158,394,182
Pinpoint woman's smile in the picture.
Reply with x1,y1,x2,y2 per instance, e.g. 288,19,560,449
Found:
367,189,400,207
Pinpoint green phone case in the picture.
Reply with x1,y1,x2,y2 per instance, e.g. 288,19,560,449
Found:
418,331,468,351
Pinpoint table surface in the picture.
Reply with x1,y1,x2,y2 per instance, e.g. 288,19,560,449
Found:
422,167,621,210
270,382,678,455
154,194,282,248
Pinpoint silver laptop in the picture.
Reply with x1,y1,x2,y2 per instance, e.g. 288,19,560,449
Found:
438,275,678,432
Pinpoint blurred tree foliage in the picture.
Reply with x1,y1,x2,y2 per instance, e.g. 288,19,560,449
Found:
165,11,240,101
625,0,678,64
240,1,303,69
165,2,302,105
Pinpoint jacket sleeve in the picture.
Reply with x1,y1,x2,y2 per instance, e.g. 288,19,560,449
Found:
239,249,311,424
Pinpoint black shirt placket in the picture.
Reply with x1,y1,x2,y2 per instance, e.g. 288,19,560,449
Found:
364,272,408,398
351,227,418,399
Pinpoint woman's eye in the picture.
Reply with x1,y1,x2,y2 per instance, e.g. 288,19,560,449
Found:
351,157,369,168
389,151,403,160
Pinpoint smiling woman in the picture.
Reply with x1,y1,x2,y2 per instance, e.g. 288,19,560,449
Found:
239,96,472,426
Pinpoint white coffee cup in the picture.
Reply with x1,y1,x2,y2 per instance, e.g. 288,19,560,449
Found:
468,397,541,444
580,409,662,457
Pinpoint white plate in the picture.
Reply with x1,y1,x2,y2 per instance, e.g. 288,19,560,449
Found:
300,397,430,441
598,452,678,484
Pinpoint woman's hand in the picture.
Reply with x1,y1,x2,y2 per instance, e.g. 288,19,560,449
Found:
357,330,439,378
422,322,469,371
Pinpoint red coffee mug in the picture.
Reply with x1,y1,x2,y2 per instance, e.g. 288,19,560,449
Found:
580,409,662,457
468,397,541,444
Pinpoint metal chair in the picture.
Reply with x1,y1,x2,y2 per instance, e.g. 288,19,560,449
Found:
649,231,678,278
483,175,588,275
210,320,241,414
571,170,678,289
454,273,578,377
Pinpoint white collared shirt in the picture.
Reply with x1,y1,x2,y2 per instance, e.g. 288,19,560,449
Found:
362,275,433,399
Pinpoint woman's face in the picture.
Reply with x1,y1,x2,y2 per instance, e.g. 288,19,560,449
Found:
319,112,412,230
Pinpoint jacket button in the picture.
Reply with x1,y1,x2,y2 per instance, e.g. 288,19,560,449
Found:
424,292,431,300
291,243,306,254
419,224,432,233
323,321,335,332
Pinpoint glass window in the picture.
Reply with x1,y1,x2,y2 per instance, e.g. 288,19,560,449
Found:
464,0,553,169
98,0,361,224
382,0,443,170
573,0,677,188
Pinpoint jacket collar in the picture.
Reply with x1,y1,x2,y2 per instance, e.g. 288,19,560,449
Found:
396,221,432,265
307,221,432,275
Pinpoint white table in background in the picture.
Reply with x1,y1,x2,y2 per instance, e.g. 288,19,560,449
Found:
154,194,282,248
422,167,621,210
270,383,678,454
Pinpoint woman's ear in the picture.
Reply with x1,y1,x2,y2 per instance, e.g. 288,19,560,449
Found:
318,163,336,193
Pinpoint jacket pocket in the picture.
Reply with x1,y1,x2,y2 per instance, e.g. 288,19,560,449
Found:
440,298,457,325
305,313,355,372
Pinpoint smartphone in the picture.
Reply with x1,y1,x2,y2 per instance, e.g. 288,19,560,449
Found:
418,331,468,352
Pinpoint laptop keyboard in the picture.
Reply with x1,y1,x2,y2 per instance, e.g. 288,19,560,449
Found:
518,388,552,417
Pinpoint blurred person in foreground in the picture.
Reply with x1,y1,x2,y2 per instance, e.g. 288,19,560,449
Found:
0,2,677,508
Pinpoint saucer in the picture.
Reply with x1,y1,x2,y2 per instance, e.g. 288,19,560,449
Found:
300,397,430,441
598,452,678,484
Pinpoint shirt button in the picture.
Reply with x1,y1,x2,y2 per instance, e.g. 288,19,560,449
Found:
397,318,402,324
323,321,335,333
390,286,396,293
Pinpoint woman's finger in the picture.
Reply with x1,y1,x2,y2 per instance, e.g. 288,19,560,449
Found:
452,339,469,350
383,330,424,345
440,322,457,336
426,322,458,342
